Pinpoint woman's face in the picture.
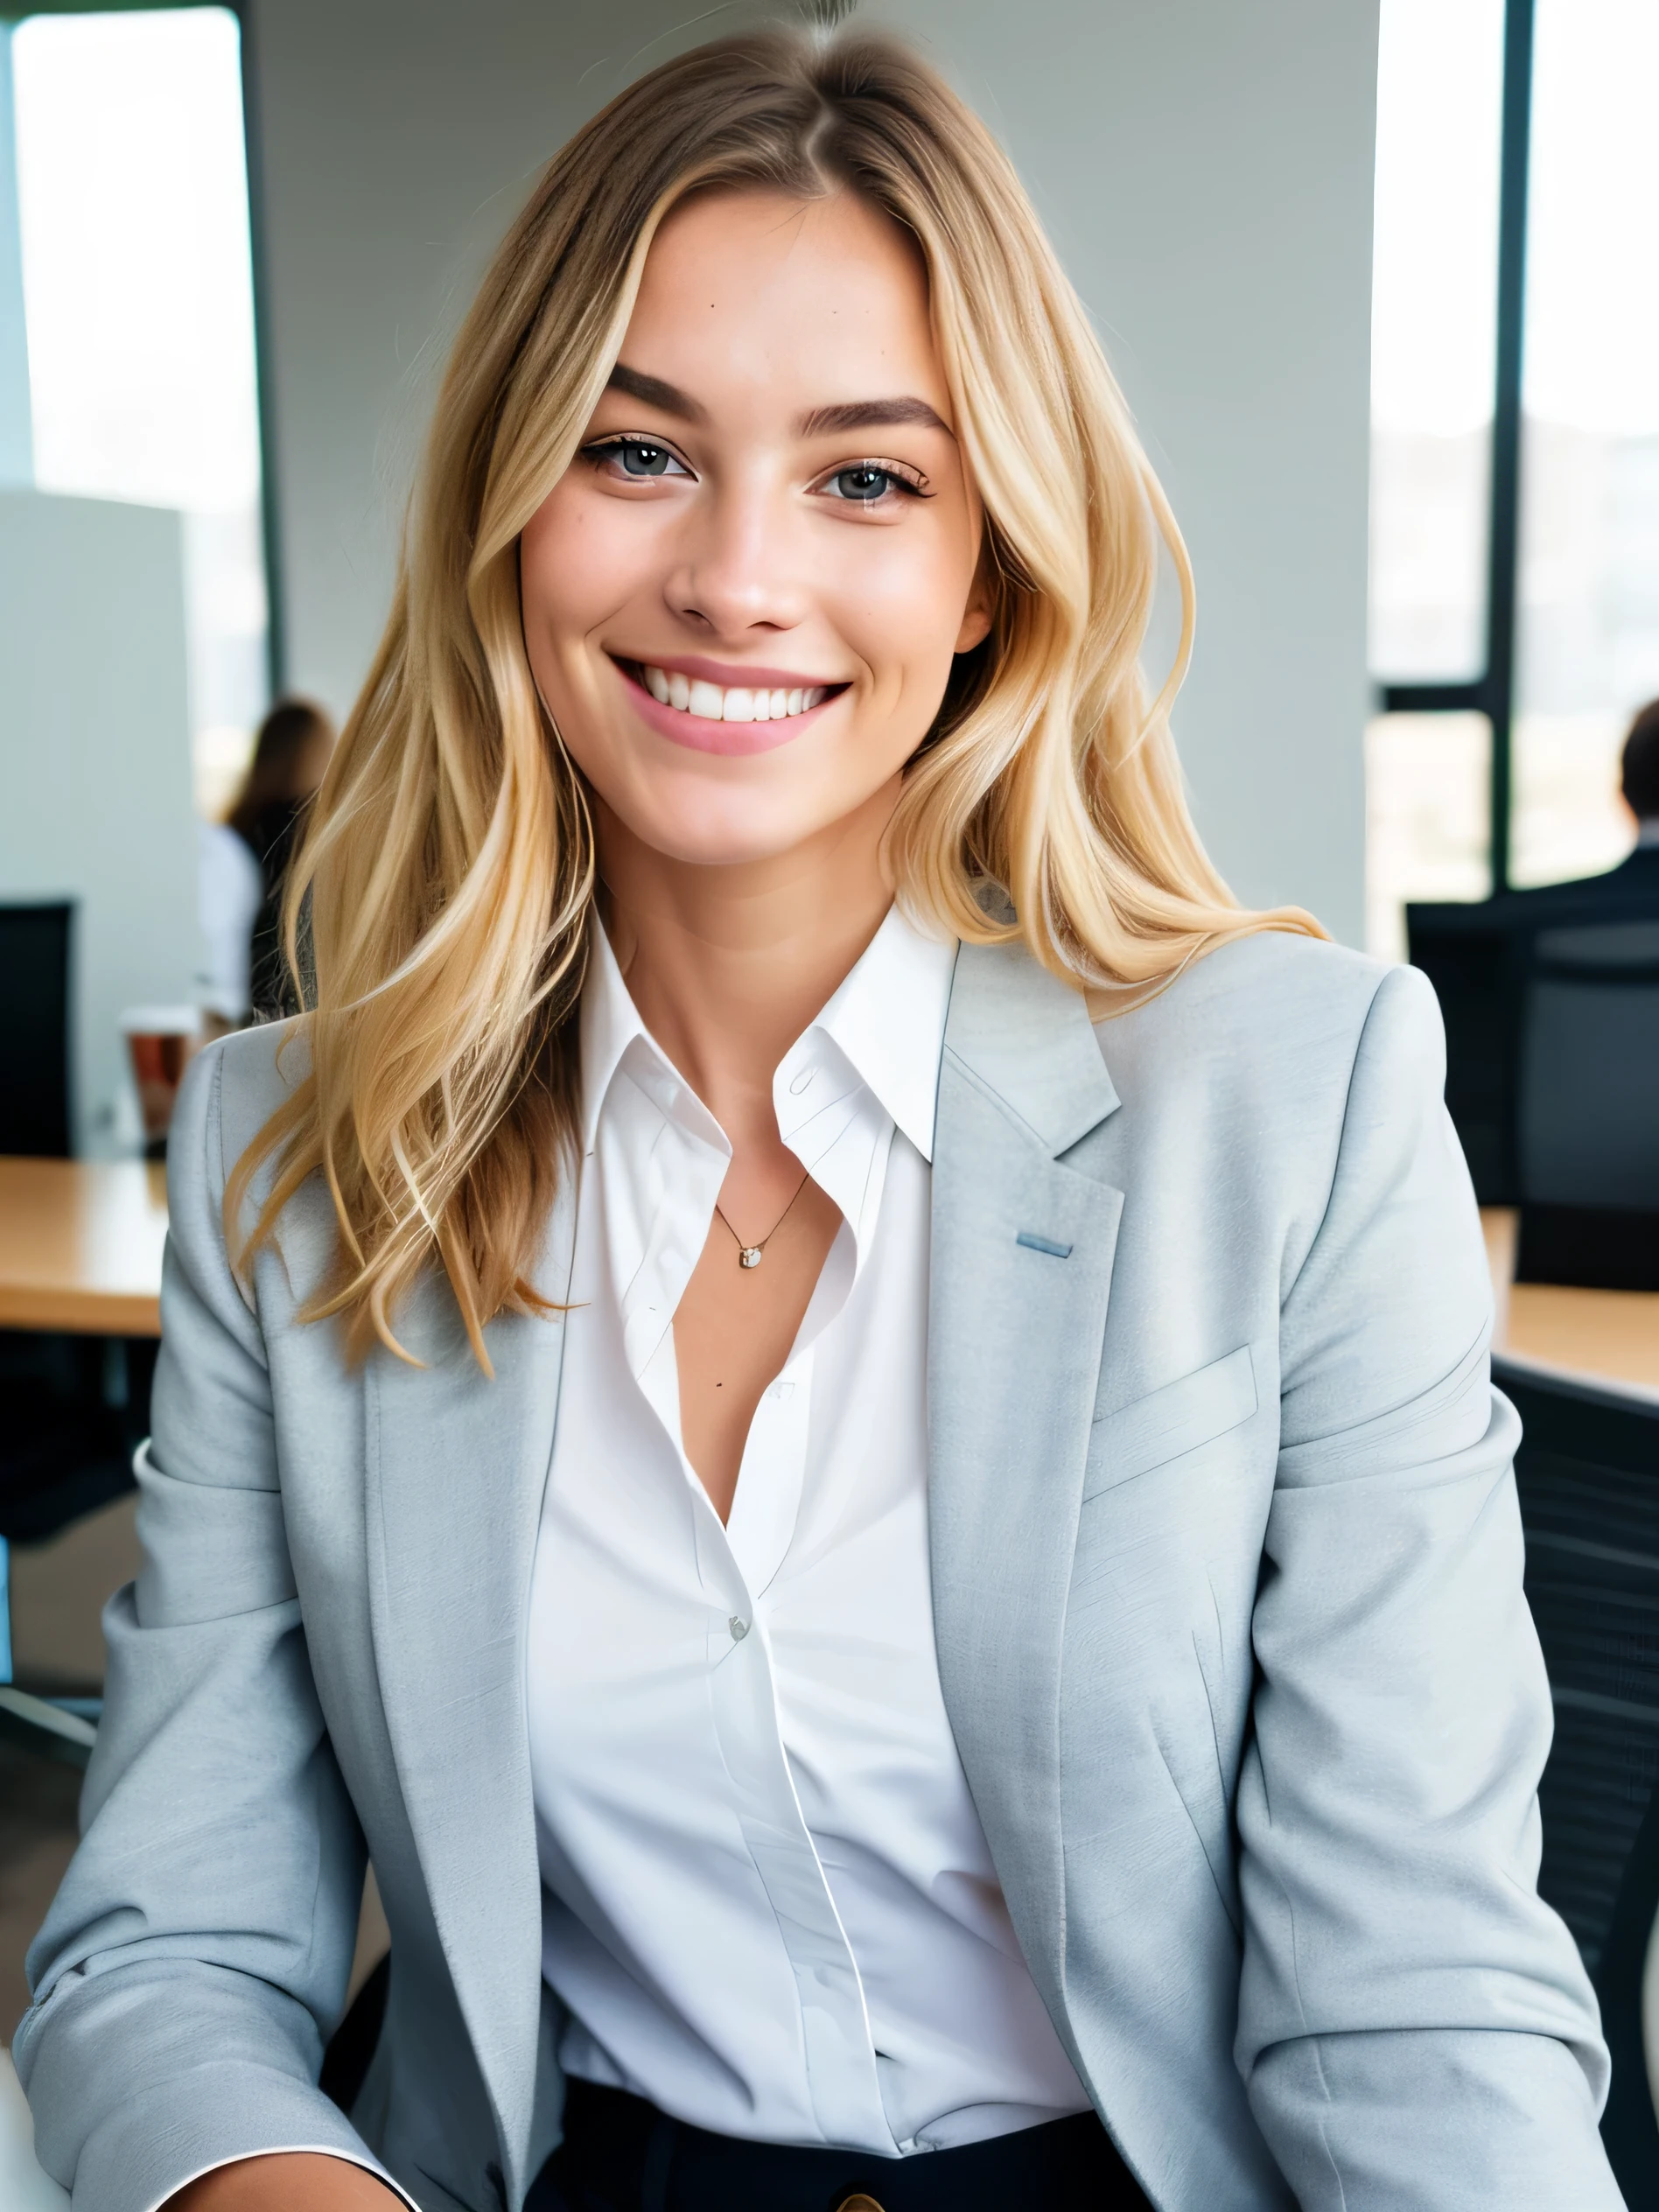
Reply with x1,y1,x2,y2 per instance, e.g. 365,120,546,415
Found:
520,187,990,868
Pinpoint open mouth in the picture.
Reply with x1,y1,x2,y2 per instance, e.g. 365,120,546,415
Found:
615,658,850,727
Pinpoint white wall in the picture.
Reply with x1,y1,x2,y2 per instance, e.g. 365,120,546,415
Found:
248,0,1376,942
0,491,196,1153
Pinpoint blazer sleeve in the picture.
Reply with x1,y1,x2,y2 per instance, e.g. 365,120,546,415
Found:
1236,962,1626,2209
12,1042,411,2212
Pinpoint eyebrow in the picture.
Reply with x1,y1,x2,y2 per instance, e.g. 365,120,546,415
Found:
606,363,707,421
796,396,951,439
605,363,950,441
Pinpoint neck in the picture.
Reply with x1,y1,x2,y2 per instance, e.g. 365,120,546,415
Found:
596,780,899,1136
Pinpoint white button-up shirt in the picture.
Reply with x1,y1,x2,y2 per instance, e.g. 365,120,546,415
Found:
525,904,1088,2156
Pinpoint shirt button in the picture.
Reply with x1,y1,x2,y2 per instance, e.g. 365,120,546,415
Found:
728,1616,749,1642
788,1068,815,1095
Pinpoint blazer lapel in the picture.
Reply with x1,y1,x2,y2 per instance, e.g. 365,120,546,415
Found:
928,941,1123,2034
365,1174,577,2203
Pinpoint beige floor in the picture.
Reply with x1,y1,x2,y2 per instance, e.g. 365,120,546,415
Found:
0,1739,81,2042
2,1494,387,2049
2,1495,139,2038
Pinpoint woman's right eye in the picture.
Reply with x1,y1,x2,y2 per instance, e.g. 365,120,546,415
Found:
584,437,691,480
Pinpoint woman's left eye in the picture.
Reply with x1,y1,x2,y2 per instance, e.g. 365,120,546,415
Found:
818,463,925,505
586,437,690,480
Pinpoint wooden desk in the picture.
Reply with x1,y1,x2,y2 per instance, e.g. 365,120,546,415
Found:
1482,1207,1659,1395
0,1158,167,1336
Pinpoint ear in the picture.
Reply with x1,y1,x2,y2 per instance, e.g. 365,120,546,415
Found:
955,602,993,654
955,535,995,654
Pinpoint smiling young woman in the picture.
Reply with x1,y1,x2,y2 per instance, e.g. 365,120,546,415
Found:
14,21,1622,2212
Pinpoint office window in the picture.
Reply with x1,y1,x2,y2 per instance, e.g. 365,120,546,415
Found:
1366,0,1659,955
1368,0,1504,686
1513,0,1659,886
10,5,268,817
1365,0,1506,956
1365,712,1492,957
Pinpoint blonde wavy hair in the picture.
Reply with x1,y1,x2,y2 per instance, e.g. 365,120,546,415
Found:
232,20,1322,1366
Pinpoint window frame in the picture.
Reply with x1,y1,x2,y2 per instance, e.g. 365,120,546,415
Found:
1376,0,1536,895
8,0,284,692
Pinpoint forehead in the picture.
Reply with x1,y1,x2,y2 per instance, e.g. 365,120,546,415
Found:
621,187,946,417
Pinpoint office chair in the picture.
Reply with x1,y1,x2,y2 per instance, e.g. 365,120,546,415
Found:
1515,920,1659,1289
1409,886,1659,1220
1501,1354,1659,1968
0,890,137,1607
1597,1766,1659,2202
1404,905,1520,1202
0,902,73,1158
1496,1354,1659,2199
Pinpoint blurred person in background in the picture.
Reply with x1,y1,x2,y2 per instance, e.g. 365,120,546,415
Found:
198,697,336,1030
1499,697,1659,922
1607,698,1659,884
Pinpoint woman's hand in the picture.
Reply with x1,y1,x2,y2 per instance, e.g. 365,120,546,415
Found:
165,2153,402,2209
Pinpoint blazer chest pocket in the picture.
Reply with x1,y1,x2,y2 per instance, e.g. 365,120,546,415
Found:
1084,1344,1259,1501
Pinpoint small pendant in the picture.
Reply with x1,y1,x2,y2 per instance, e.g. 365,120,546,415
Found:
738,1245,763,1269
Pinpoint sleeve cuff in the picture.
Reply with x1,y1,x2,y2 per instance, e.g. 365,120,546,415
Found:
65,2061,415,2212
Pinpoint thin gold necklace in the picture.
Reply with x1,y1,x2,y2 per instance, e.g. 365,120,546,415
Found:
714,1171,812,1269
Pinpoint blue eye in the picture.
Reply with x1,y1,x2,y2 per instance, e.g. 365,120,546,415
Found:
586,437,688,480
828,465,902,502
616,440,673,476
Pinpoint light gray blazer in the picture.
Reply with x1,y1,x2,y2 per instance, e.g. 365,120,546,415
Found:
17,931,1626,2212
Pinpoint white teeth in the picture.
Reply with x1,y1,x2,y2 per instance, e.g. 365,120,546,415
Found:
637,665,833,723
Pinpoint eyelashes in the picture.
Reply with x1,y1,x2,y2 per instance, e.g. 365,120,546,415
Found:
578,433,932,504
580,435,689,480
818,462,930,504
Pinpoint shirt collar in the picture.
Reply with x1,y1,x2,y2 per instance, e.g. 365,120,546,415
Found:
578,901,958,1163
780,903,956,1164
579,920,728,1157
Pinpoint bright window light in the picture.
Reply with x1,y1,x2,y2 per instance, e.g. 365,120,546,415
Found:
10,5,269,807
1368,0,1506,685
1369,0,1506,443
12,6,260,511
1524,0,1659,438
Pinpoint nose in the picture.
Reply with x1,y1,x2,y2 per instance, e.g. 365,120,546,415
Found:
663,474,810,642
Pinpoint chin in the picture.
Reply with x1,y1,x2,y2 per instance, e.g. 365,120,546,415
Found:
623,797,836,870
595,740,887,871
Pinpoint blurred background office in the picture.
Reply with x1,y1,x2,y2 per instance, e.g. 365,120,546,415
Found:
201,694,334,1027
2,0,1659,2198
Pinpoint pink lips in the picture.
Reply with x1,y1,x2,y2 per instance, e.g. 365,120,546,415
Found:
612,657,847,759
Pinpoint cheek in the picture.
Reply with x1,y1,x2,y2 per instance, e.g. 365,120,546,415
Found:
521,489,648,663
824,517,978,698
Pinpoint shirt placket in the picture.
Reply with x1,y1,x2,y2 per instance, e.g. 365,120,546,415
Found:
606,1019,900,2152
696,1488,900,2153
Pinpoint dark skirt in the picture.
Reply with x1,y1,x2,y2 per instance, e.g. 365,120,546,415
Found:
528,2077,1154,2212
